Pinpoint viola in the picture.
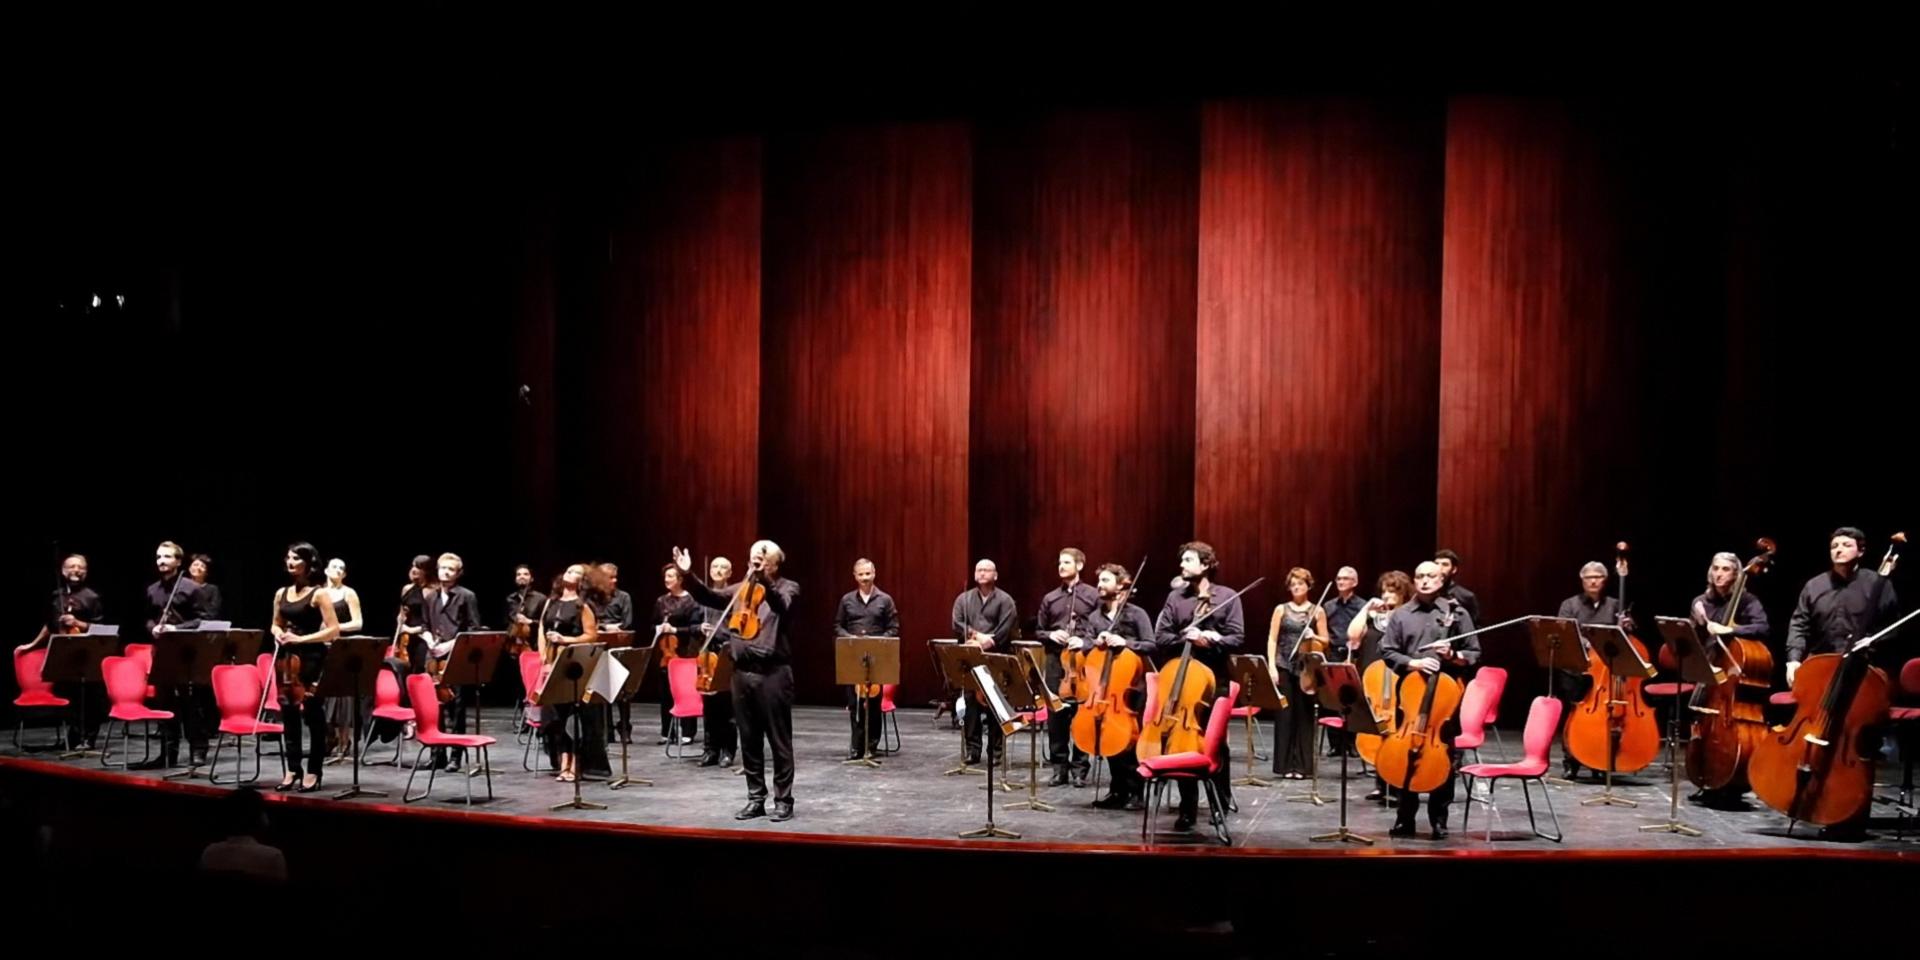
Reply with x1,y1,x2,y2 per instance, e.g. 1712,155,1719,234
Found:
728,580,765,641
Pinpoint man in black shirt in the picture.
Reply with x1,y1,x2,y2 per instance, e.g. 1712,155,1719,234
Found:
953,559,1017,766
17,554,109,749
1434,549,1480,624
1152,542,1243,834
1037,548,1099,786
1322,566,1365,659
1087,562,1156,810
600,563,636,632
1786,527,1903,678
1553,561,1620,780
675,541,801,822
835,558,899,759
423,552,484,771
138,541,213,769
1379,561,1480,839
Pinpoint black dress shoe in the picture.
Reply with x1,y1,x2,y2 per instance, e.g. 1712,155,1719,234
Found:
188,750,208,768
1047,768,1070,787
1092,792,1128,810
1070,772,1089,788
735,800,767,820
297,776,323,794
1429,822,1449,840
129,756,169,771
1125,794,1147,811
847,749,864,760
964,754,982,766
1172,813,1197,832
770,800,794,822
1389,821,1417,838
1364,789,1385,802
699,755,721,767
720,753,735,767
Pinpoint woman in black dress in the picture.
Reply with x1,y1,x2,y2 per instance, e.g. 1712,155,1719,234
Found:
539,564,602,783
273,542,341,792
320,558,364,763
1265,567,1328,779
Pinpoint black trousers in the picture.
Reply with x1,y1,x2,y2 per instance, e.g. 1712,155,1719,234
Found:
545,702,577,762
280,695,327,776
1394,748,1460,827
703,692,736,758
963,692,1005,763
433,686,472,765
578,703,611,778
1047,702,1089,775
1177,737,1234,819
155,683,214,756
733,664,794,802
1107,749,1142,800
846,686,882,754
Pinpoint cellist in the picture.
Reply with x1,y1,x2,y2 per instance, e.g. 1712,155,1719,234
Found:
1379,561,1479,839
1151,541,1242,833
1687,551,1770,809
1086,562,1155,810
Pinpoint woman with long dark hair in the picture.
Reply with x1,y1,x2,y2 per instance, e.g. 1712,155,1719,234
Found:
538,564,605,782
272,542,341,792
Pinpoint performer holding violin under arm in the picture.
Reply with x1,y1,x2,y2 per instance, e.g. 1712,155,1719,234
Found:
1377,560,1478,839
1266,567,1328,779
272,542,342,793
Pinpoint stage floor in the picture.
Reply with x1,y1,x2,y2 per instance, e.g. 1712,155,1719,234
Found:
6,704,1915,855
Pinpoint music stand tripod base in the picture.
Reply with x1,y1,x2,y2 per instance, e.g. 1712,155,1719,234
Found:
1007,723,1055,813
609,738,654,790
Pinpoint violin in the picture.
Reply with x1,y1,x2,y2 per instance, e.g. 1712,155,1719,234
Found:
1684,538,1776,793
425,655,456,704
696,619,730,695
508,602,533,657
729,578,766,641
1274,582,1333,696
278,646,307,705
656,616,682,659
1748,595,1918,827
1563,542,1660,775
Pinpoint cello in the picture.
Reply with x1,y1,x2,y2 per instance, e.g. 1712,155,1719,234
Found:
1352,600,1400,768
1373,603,1466,795
1563,542,1661,776
1137,578,1262,761
1071,559,1147,760
1684,539,1776,794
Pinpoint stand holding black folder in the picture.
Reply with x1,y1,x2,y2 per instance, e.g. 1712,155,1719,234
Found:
539,643,608,811
608,645,656,789
1228,654,1289,789
152,627,260,780
1309,662,1378,845
43,627,118,758
1642,617,1710,837
1527,616,1587,785
442,631,508,779
931,640,989,777
959,657,1029,840
836,635,899,768
314,635,390,800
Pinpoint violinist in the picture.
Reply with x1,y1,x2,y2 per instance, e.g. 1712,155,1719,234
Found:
1323,567,1366,652
422,553,482,773
1153,541,1242,833
395,555,436,675
1434,548,1481,624
1553,561,1622,780
1266,567,1328,779
505,565,546,652
538,563,601,783
1350,570,1411,802
17,554,108,751
1687,551,1770,808
1087,562,1155,810
673,541,800,823
1037,548,1099,787
138,541,214,770
271,543,342,793
698,557,738,768
653,563,702,745
1787,527,1902,677
1379,561,1479,839
952,559,1017,767
835,558,899,760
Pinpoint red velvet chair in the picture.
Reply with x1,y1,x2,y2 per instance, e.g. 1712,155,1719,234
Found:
403,673,495,805
100,655,172,769
879,683,901,755
11,648,70,750
1460,696,1565,842
363,668,415,768
1137,694,1235,846
208,664,284,784
664,657,705,759
517,650,546,771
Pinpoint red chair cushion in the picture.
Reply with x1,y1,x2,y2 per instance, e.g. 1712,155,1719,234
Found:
372,705,415,722
220,718,285,736
1138,751,1212,776
1454,730,1486,750
1317,716,1345,729
1460,760,1548,778
14,692,70,708
110,705,173,722
415,733,495,749
1769,691,1796,706
1230,706,1260,718
1643,682,1695,697
1888,706,1920,722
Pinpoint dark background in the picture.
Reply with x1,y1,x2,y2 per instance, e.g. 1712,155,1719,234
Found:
7,28,1912,719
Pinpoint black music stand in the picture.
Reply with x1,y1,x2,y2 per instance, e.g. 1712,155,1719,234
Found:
1527,616,1586,784
991,651,1054,812
151,627,230,780
931,640,988,777
44,627,118,758
1310,662,1378,845
1577,623,1655,808
1643,617,1711,837
539,643,608,811
959,662,1026,840
440,631,507,778
607,646,656,789
836,636,899,769
315,635,390,800
1228,655,1289,789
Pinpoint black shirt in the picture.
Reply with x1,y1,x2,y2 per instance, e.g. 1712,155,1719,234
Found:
1036,581,1100,652
835,588,900,637
602,590,637,631
1442,581,1481,624
196,583,225,621
1323,594,1366,648
506,588,548,630
144,575,209,635
951,588,1017,648
1087,601,1157,657
1379,596,1480,677
1689,589,1769,640
684,575,800,667
1555,593,1622,629
425,584,483,653
1152,581,1247,677
1786,568,1900,664
653,592,703,649
46,585,108,633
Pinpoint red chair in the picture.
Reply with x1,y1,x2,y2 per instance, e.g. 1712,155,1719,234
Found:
1137,695,1235,846
879,683,901,755
1881,658,1920,825
1453,673,1498,763
100,655,172,769
517,650,546,772
403,673,495,805
1476,665,1509,755
12,648,70,750
208,664,284,785
1460,696,1565,842
664,657,704,759
254,653,282,717
124,642,157,701
362,668,415,768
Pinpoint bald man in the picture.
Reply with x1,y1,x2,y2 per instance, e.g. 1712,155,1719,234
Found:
952,559,1017,766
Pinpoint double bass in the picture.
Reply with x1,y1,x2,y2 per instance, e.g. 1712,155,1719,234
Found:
1373,604,1466,794
1749,539,1912,827
1071,560,1147,759
1137,578,1261,761
1684,539,1776,794
1563,543,1661,776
